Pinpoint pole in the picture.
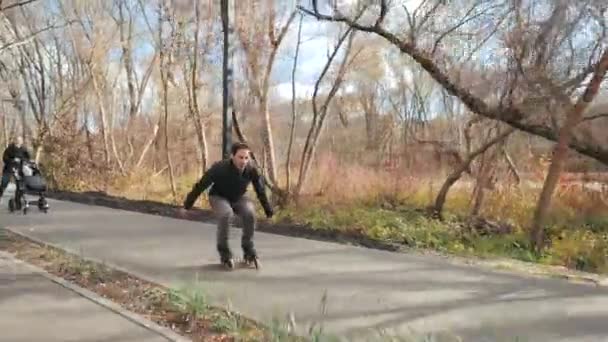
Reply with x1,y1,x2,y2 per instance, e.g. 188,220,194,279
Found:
221,0,234,159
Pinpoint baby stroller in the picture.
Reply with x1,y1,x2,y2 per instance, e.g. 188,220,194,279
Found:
8,157,49,214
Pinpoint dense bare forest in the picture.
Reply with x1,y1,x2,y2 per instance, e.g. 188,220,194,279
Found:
1,0,607,272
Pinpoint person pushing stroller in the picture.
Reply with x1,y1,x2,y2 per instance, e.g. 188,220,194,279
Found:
0,136,49,213
0,136,31,200
178,142,274,269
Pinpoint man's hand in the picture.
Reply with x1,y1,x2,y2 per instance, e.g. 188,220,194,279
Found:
264,207,274,219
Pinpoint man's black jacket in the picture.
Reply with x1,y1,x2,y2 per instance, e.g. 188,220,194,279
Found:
2,143,30,172
183,159,273,217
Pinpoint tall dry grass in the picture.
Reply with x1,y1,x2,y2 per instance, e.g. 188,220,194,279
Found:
49,149,608,273
98,151,608,234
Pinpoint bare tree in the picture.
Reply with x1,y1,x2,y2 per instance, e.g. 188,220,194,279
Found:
299,0,608,167
295,25,358,196
157,0,178,203
1,3,82,162
179,0,211,177
114,0,158,167
530,51,608,251
285,13,304,193
432,119,515,219
236,1,296,188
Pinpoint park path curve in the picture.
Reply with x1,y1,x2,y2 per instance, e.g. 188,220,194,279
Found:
2,193,608,341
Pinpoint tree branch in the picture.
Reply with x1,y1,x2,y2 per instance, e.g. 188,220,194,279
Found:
298,4,608,166
0,0,38,12
583,113,608,122
0,21,75,52
375,0,388,28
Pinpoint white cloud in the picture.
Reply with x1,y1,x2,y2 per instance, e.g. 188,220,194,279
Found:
272,82,316,101
268,0,428,100
402,0,425,11
272,80,358,102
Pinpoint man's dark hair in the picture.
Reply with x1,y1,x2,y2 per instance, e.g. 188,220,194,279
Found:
231,142,250,155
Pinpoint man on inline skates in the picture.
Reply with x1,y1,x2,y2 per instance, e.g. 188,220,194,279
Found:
0,136,31,200
178,142,273,269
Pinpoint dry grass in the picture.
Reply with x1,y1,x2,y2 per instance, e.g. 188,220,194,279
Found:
0,230,285,341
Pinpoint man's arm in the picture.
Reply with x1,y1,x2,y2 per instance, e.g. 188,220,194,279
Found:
251,167,273,218
2,145,13,164
183,163,218,209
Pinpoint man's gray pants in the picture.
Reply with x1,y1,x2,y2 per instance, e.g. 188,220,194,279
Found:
209,195,257,259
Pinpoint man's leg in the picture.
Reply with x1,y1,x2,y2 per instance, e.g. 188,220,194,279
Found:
208,195,234,261
233,196,257,258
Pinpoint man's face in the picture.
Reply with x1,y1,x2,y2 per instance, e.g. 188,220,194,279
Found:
231,148,250,170
15,137,23,147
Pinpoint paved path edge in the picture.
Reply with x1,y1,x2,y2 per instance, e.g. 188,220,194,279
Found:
44,191,608,288
0,238,191,342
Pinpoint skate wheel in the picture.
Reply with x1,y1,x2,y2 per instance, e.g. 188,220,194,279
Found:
222,259,235,270
242,257,260,270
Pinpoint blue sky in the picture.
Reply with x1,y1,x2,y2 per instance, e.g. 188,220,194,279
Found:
10,0,607,138
118,0,434,104
37,0,522,120
44,0,603,121
113,0,483,124
114,0,355,107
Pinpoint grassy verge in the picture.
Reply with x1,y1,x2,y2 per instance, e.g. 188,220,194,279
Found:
45,188,608,287
0,229,284,341
0,228,475,341
276,201,608,278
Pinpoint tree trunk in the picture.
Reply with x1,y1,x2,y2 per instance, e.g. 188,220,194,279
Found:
433,127,514,219
530,50,608,251
118,0,138,165
470,148,498,217
502,145,521,184
83,114,95,164
2,113,8,147
89,69,111,166
285,14,304,193
108,83,126,174
163,91,178,203
256,10,297,186
296,28,355,196
237,6,296,190
134,123,160,169
260,96,278,184
188,0,208,176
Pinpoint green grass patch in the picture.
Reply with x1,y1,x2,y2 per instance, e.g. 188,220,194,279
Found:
276,201,608,274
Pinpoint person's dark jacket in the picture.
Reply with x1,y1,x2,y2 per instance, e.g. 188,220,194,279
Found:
2,143,30,172
183,159,273,217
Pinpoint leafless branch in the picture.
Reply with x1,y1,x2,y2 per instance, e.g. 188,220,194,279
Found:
375,0,388,28
0,20,75,52
0,0,38,12
583,113,608,122
298,3,608,165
